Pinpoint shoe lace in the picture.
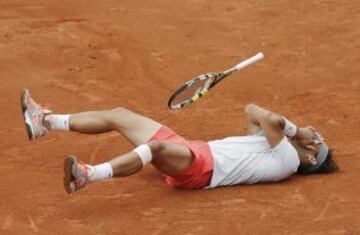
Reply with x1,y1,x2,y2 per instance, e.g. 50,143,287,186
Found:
73,162,90,189
79,161,90,179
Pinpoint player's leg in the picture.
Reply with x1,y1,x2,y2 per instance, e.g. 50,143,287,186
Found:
58,108,162,146
109,140,192,177
21,89,161,145
64,140,193,193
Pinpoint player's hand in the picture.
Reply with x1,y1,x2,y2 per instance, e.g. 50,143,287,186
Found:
294,126,323,150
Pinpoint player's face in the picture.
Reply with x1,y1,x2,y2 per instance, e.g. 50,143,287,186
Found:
290,139,318,167
298,152,317,166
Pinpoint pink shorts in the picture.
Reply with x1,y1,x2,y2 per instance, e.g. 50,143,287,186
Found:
147,126,214,189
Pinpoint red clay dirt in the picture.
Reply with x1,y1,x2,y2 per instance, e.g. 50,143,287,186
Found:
0,0,359,234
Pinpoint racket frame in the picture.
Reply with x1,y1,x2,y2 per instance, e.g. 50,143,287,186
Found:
168,52,264,109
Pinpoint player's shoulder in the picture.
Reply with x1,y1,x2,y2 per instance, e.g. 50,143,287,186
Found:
271,137,299,162
270,137,300,177
272,137,294,152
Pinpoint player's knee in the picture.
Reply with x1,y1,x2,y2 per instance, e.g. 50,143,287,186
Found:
148,140,167,160
110,107,128,115
105,107,128,122
245,103,256,114
148,140,166,153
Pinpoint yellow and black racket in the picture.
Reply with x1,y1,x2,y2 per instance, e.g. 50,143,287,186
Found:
168,52,264,109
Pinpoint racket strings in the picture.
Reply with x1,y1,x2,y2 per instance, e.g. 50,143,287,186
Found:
170,74,213,105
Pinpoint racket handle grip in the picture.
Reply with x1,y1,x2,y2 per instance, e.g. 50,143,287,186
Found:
234,52,264,71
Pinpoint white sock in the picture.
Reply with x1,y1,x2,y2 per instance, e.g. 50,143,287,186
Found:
47,114,70,131
86,162,113,182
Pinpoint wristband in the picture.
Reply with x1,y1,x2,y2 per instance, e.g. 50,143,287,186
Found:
283,117,297,137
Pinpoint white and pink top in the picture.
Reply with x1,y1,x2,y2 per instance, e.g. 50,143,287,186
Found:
207,135,300,188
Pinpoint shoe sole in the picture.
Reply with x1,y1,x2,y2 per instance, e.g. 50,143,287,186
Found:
20,89,34,140
64,155,76,194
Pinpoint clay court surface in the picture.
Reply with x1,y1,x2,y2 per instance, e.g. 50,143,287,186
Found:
1,0,360,234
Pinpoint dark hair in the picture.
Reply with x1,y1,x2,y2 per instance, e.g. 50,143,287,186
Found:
297,149,339,175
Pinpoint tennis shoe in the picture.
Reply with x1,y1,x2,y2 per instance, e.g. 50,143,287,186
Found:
64,155,90,194
21,89,49,140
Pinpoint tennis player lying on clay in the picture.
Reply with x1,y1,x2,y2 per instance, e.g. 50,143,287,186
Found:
21,89,338,193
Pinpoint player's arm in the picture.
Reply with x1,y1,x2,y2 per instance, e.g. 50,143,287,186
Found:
245,104,319,150
245,104,285,147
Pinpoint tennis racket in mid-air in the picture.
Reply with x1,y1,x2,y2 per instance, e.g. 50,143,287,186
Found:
168,52,264,109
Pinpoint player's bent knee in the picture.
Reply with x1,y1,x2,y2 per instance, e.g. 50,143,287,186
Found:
101,107,127,120
244,103,256,114
148,140,166,157
148,140,174,166
110,107,128,115
103,107,129,128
